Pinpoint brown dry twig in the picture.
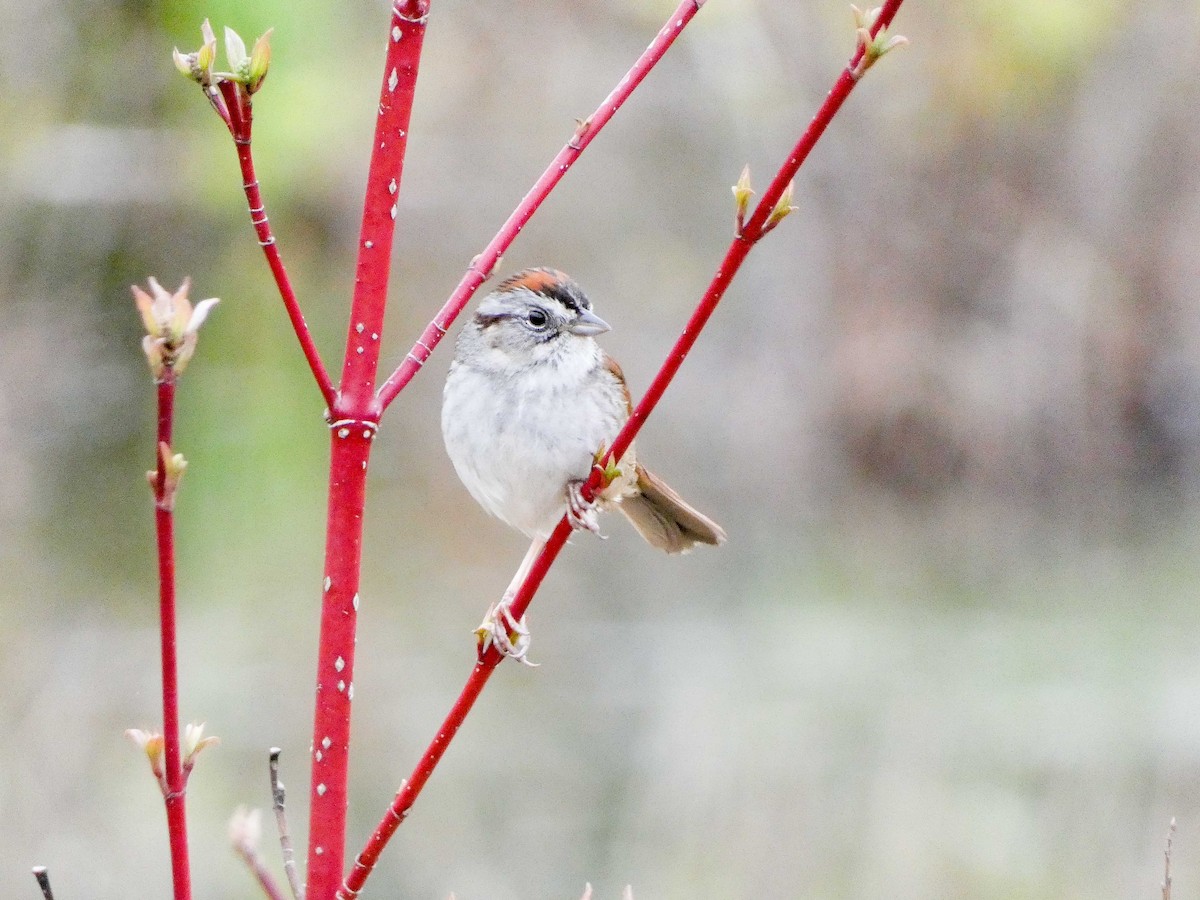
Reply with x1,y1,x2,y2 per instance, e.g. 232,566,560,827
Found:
31,867,54,900
269,748,303,900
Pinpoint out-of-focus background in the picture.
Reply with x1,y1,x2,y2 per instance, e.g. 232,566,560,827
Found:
3,0,1199,897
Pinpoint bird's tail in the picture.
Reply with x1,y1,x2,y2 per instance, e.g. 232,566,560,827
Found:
617,464,727,554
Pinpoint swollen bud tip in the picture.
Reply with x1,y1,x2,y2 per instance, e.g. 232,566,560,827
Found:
764,181,798,231
151,441,188,510
849,5,908,79
220,25,273,93
247,29,273,94
197,19,217,79
172,20,272,97
224,26,248,75
229,805,263,850
732,164,754,235
182,721,220,782
172,47,193,77
126,728,166,783
850,3,878,30
183,721,220,766
172,21,214,85
133,277,219,380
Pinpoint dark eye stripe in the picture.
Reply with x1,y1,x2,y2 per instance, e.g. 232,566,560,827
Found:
474,312,507,328
539,283,586,314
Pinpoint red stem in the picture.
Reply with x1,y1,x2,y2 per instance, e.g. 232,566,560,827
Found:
338,532,568,898
332,0,429,417
236,141,337,407
609,0,906,468
610,68,853,461
375,0,706,412
218,78,336,408
155,376,192,900
304,3,429,898
342,3,907,892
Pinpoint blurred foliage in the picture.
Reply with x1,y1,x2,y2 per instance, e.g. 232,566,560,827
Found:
943,0,1127,114
3,0,1200,898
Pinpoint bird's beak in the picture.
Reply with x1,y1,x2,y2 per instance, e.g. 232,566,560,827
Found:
567,309,611,336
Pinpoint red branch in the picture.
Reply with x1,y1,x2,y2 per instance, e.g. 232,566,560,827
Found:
215,78,337,407
333,0,429,416
375,0,706,412
304,3,430,898
341,2,908,893
236,143,337,407
154,376,192,900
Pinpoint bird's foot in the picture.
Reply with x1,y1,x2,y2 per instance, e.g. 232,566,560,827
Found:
566,479,602,537
476,595,538,667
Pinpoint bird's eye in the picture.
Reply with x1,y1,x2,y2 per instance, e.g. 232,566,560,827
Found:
527,309,548,328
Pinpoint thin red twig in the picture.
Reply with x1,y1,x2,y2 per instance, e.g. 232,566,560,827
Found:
154,376,192,900
342,3,908,893
304,3,430,897
215,78,336,407
374,0,706,412
235,142,336,407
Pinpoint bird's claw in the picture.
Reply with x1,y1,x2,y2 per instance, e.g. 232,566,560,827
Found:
566,480,602,537
476,597,539,667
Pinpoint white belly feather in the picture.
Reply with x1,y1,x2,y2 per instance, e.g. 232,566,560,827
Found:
442,342,629,540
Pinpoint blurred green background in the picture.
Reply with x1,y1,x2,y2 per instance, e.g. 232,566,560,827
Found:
3,0,1200,897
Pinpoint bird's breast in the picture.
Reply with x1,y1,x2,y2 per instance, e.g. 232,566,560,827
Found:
443,357,628,539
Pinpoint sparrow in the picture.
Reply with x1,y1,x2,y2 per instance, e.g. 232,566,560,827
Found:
442,268,725,661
